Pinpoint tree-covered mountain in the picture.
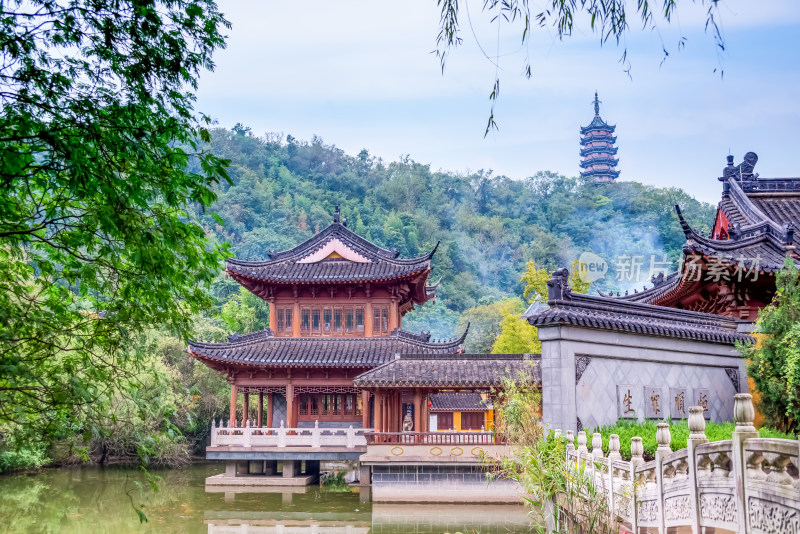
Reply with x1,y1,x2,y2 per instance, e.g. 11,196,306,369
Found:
191,127,715,334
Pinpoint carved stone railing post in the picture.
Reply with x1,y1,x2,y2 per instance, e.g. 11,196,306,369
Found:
554,428,562,439
630,436,644,533
687,406,708,534
655,422,672,534
210,419,217,447
608,434,622,461
278,420,286,448
592,432,604,459
577,431,588,455
732,393,758,534
311,420,321,448
566,430,575,458
346,425,355,448
243,425,251,448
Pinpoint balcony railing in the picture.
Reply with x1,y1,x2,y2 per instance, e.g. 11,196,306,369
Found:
209,420,369,449
365,432,505,445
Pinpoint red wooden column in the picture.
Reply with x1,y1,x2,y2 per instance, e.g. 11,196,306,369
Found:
286,383,295,428
413,389,422,438
229,384,238,427
266,392,274,428
361,390,370,429
243,392,250,426
374,389,383,433
257,392,264,427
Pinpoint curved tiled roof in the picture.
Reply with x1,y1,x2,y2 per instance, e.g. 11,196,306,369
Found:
353,354,539,387
529,272,753,345
188,328,468,369
226,222,437,285
430,392,489,412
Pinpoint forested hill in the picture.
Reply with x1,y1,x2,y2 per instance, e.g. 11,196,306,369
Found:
191,127,715,328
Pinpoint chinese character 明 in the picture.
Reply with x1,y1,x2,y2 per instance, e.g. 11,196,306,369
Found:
674,392,685,415
623,389,635,415
615,255,643,282
698,393,709,413
650,391,661,415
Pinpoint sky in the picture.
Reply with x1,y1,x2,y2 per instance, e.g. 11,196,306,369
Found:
196,1,800,204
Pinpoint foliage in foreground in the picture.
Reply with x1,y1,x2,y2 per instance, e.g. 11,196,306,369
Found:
589,419,796,461
739,258,800,433
0,0,231,479
495,379,618,533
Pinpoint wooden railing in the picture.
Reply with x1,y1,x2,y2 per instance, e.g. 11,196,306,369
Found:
365,431,505,445
557,393,800,534
209,420,370,449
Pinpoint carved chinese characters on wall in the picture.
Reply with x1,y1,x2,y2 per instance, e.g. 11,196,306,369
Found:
644,386,663,419
695,388,711,420
617,385,638,419
670,388,687,419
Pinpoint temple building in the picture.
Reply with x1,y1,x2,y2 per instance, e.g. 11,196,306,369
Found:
603,152,799,320
579,92,620,184
188,207,471,432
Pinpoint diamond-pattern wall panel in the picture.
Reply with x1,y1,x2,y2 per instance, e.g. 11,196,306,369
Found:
576,358,738,431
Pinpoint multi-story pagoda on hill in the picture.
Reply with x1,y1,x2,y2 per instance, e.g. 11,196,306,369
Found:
580,92,620,184
602,152,800,320
188,207,468,432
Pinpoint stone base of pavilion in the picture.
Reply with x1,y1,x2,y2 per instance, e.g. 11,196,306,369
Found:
205,473,316,487
206,458,321,487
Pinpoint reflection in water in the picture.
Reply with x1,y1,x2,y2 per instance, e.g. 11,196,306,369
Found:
0,465,533,534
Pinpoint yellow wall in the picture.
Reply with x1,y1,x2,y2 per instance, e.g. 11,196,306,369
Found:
453,411,461,431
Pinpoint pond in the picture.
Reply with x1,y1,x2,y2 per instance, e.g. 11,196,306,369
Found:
0,464,534,533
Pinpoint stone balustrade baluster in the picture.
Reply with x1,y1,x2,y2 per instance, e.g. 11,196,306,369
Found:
630,437,644,467
577,431,588,455
554,429,562,439
592,432,604,459
688,406,707,443
346,425,355,448
311,420,321,448
566,430,575,454
608,434,622,461
278,420,286,448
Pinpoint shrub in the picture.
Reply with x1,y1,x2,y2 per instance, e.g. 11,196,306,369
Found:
587,419,796,460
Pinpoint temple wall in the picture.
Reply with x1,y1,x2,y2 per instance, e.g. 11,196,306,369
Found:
539,325,747,433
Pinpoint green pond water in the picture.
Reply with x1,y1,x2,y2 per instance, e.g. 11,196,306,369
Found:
0,464,534,533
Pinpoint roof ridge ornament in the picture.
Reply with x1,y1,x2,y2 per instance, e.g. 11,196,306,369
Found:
333,205,341,224
547,268,572,301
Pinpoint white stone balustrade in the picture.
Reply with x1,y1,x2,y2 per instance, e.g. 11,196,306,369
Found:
560,393,799,534
209,419,370,449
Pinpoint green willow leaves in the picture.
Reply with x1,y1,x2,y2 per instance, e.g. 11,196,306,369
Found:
0,0,230,464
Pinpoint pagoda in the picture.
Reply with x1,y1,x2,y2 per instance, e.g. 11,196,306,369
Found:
579,92,620,184
188,206,467,432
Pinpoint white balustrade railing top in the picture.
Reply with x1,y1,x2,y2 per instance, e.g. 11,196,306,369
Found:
209,419,370,449
554,394,799,534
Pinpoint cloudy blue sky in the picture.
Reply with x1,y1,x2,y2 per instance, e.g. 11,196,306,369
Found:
196,1,800,204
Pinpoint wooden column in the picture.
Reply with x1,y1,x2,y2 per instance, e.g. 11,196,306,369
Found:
361,390,370,428
269,301,277,332
230,384,238,427
243,392,250,426
422,389,429,433
389,297,398,332
257,392,264,427
413,389,422,434
286,383,295,428
267,392,274,428
292,298,300,337
375,389,383,433
365,302,373,337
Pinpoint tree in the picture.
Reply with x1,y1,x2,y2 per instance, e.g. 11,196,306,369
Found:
740,258,800,433
0,0,230,468
493,260,590,354
435,0,724,133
